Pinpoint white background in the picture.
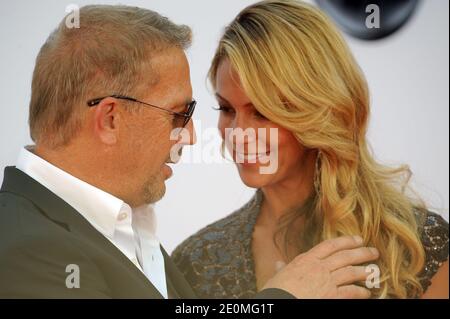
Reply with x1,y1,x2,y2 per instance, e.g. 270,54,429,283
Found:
0,0,448,253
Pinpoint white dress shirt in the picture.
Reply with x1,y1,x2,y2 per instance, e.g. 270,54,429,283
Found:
16,146,168,298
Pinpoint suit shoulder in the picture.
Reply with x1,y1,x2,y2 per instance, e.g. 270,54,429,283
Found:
0,192,70,240
0,193,110,297
0,192,88,277
0,191,80,259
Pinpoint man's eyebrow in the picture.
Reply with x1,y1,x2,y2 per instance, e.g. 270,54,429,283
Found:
171,98,192,111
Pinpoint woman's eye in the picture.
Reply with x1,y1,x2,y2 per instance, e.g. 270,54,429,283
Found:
254,110,267,120
214,105,235,114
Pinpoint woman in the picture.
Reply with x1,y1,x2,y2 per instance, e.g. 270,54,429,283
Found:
172,0,448,298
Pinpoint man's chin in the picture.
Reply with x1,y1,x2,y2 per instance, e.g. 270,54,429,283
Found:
142,176,166,204
146,186,166,205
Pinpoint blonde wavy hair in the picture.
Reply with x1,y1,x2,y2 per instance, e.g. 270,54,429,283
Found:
209,0,427,298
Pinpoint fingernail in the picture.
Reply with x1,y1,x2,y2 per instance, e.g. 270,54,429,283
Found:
369,247,379,256
353,235,363,244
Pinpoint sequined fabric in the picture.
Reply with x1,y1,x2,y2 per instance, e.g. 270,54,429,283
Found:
418,211,449,291
172,191,449,298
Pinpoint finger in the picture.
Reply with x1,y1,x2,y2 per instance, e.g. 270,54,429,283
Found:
331,266,370,286
336,285,371,299
307,236,364,259
325,247,379,271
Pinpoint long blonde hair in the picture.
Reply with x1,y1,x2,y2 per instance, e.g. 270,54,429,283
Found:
209,0,426,298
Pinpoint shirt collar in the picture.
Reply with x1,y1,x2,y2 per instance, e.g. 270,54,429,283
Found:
16,146,128,239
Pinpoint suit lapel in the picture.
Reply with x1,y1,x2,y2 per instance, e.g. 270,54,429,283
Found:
161,246,197,298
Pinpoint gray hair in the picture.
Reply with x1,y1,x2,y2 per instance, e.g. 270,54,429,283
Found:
29,5,192,147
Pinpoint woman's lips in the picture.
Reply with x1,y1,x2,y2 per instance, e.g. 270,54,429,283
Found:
234,151,271,164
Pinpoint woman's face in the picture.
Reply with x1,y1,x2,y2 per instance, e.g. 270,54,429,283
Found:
215,59,314,189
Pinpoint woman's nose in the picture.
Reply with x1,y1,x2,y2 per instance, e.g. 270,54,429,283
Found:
225,118,258,147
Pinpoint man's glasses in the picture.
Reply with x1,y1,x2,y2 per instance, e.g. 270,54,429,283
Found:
87,94,196,128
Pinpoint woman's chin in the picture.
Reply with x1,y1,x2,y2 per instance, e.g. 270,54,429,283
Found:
237,164,273,189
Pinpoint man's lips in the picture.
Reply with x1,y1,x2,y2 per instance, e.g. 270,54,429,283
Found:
163,156,179,178
162,163,173,178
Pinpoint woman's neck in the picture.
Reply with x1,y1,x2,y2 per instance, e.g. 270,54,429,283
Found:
259,160,316,225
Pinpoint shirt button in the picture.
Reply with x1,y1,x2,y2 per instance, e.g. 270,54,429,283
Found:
118,212,128,221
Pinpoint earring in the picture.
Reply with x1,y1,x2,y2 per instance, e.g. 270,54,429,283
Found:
314,150,322,196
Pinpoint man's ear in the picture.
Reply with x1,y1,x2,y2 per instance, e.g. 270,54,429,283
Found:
92,97,121,145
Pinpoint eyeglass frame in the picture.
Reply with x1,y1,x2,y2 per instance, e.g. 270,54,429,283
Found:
87,94,196,128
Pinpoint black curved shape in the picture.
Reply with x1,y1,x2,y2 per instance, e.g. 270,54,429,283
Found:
316,0,420,40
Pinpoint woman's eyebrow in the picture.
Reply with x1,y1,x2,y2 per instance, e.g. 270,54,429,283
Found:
215,93,229,103
215,93,253,109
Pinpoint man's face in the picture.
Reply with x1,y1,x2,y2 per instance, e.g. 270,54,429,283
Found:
118,48,195,206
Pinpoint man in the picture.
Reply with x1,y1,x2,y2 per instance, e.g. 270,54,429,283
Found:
0,5,378,298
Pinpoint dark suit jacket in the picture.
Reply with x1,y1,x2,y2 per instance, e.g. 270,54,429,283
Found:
0,166,293,299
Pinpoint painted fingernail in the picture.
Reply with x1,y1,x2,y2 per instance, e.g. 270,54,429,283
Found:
353,235,363,244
